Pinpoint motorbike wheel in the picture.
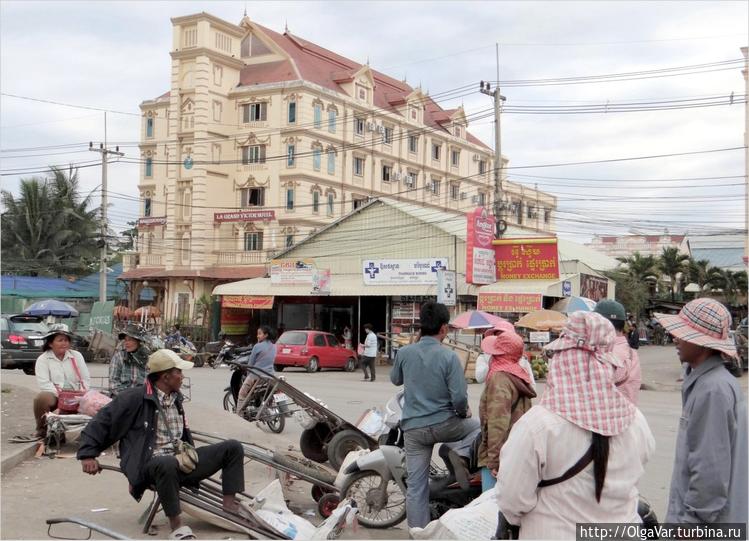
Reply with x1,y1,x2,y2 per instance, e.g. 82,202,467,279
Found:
344,357,356,372
263,413,286,434
340,471,406,529
300,424,332,463
317,493,341,518
271,450,337,485
223,390,236,412
193,355,205,368
327,429,369,471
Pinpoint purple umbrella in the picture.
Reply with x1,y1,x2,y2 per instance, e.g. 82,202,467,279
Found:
450,310,506,330
23,299,79,318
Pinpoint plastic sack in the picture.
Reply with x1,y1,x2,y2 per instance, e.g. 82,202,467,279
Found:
410,489,498,540
254,479,317,539
475,353,490,383
78,390,112,417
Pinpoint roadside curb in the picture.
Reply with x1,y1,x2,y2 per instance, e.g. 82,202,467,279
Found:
1,441,39,474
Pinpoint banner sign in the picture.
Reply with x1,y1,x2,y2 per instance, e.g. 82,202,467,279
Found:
477,292,543,313
493,237,559,280
222,295,274,310
580,273,608,302
466,208,497,285
270,259,315,284
362,258,448,285
220,307,250,335
529,331,551,343
214,209,275,223
312,269,331,295
138,216,167,227
89,301,115,333
437,270,456,306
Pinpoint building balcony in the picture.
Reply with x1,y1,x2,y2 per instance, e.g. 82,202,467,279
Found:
122,252,164,270
212,250,277,266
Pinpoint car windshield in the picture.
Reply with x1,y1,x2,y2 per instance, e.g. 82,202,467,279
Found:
277,331,307,345
9,317,49,334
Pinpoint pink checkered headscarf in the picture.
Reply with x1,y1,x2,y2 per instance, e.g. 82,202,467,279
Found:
541,311,636,436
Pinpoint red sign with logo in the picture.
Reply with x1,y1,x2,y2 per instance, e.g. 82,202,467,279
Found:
222,295,274,310
478,292,543,313
214,210,275,223
493,237,560,280
138,216,167,227
466,207,497,284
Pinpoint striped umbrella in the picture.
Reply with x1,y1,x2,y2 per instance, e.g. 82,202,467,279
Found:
550,296,597,314
450,310,507,330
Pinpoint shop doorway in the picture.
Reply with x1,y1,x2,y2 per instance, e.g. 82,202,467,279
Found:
359,296,387,344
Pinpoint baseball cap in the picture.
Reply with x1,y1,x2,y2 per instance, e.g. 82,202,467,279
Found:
147,349,194,373
594,299,626,322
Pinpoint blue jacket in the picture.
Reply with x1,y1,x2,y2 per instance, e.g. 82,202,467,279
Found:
390,336,469,431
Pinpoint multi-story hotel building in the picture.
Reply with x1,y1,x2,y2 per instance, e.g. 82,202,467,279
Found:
120,12,557,321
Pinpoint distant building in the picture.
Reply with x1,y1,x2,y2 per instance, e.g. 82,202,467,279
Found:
684,233,746,272
586,233,686,259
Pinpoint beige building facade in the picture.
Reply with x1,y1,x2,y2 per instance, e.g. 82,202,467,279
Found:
121,12,557,322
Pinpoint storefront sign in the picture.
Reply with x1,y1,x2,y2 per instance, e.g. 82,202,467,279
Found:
437,270,456,306
89,301,114,333
493,237,559,280
529,331,551,343
220,307,250,335
271,259,315,284
214,209,275,223
362,258,448,285
222,295,274,310
138,216,167,227
466,208,497,285
580,273,608,302
477,292,543,313
312,268,331,295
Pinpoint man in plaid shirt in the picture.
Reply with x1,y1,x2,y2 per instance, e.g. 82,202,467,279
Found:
109,324,150,396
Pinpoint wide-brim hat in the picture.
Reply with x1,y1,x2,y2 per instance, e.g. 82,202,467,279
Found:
655,298,737,358
481,331,524,358
148,349,194,374
482,320,517,338
42,323,75,342
543,311,622,367
119,324,147,342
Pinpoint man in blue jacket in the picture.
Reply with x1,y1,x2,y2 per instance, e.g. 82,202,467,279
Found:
390,301,476,528
78,349,246,540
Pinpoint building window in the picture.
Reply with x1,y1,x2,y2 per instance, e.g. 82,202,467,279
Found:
383,126,393,145
312,148,322,171
288,102,296,124
450,184,460,201
286,188,295,210
354,117,365,136
145,158,152,178
240,187,265,207
405,171,417,188
431,179,441,195
146,118,154,138
382,164,392,182
356,85,368,101
408,135,418,154
327,193,334,215
451,150,460,167
353,197,366,210
242,145,266,164
313,104,322,128
544,208,551,223
244,231,263,251
287,144,295,167
144,197,152,217
180,234,191,265
242,102,267,122
328,110,337,133
327,150,335,174
454,125,462,138
354,156,365,177
432,143,441,161
410,107,418,121
478,192,486,207
312,191,320,213
479,160,487,175
286,234,294,248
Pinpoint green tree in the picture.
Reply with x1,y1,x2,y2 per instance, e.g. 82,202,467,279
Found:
686,258,714,296
657,247,690,301
605,269,650,319
708,269,748,305
616,252,658,283
1,166,100,277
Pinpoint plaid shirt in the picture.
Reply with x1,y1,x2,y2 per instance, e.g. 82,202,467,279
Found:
152,388,184,457
108,346,149,395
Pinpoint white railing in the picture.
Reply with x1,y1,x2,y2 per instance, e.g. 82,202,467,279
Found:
213,250,273,265
141,253,164,267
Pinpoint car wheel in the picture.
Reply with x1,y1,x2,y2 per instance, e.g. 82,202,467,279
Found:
274,364,285,372
344,357,356,372
306,356,319,373
22,366,35,376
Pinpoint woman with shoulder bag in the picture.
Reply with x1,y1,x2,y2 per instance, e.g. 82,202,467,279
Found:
32,324,91,439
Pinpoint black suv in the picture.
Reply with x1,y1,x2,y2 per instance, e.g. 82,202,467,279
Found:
0,314,50,375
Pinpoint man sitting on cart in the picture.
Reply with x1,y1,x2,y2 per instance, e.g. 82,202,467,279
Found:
78,349,247,541
109,323,150,396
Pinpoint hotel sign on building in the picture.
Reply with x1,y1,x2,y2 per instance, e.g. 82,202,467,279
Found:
214,209,275,223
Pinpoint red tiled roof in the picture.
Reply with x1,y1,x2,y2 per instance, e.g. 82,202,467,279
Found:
119,266,266,281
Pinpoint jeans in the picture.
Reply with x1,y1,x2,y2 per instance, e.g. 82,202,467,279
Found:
481,467,497,492
403,416,478,528
144,439,245,517
361,356,376,381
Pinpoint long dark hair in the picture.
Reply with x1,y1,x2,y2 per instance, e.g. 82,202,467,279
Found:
592,432,610,502
258,325,274,342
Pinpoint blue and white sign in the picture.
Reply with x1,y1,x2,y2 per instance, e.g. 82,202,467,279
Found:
183,156,194,170
362,258,449,285
562,280,572,297
437,270,457,306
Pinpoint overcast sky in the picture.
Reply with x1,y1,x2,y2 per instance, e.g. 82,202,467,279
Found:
1,1,746,243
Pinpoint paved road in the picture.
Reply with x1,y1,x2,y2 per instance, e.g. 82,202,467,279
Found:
1,345,744,539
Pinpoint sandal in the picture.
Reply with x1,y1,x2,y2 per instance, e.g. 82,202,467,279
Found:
169,525,196,539
9,434,42,443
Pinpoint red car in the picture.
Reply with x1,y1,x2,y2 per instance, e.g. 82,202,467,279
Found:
274,330,357,373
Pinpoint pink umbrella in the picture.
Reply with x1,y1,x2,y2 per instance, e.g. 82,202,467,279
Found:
450,310,507,330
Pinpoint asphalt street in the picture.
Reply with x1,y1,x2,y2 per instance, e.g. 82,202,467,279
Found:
2,344,745,539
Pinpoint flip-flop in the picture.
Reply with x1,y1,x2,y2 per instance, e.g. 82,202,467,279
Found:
168,525,196,540
9,434,42,443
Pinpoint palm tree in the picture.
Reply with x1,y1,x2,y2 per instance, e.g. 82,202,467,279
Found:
657,247,690,301
616,252,659,283
709,269,749,305
1,166,100,277
686,258,714,296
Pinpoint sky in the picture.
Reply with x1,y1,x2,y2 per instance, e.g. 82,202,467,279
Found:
1,0,747,243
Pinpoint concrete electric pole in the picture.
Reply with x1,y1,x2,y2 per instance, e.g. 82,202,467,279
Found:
480,44,506,238
89,115,124,303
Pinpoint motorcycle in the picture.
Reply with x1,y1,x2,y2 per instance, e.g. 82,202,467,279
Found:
222,358,291,434
164,332,199,364
335,392,482,528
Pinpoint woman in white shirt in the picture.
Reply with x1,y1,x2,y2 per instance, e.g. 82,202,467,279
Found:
33,324,91,439
361,323,378,382
496,312,655,539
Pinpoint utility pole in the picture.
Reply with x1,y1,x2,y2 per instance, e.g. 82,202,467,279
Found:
89,113,124,302
480,44,506,238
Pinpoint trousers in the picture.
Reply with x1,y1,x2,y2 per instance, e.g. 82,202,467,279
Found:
33,391,58,436
403,415,478,528
144,439,245,517
360,356,376,381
